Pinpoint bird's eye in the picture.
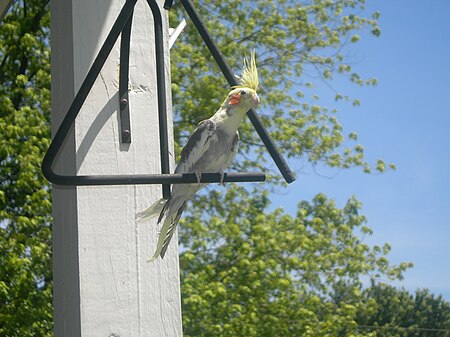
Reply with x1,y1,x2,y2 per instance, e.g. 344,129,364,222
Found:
240,90,247,95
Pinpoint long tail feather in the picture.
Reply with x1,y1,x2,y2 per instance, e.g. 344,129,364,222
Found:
136,198,168,222
148,201,187,262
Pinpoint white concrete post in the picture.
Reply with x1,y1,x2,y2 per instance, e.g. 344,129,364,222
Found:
51,0,182,336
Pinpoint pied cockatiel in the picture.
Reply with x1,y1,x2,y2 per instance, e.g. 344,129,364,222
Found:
137,52,260,261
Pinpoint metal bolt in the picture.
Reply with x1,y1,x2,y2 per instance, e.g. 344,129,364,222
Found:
122,129,131,143
121,98,128,105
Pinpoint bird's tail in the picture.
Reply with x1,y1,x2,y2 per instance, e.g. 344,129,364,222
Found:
149,200,187,262
137,196,187,261
136,197,168,223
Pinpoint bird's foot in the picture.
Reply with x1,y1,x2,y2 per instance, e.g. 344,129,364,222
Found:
219,170,226,186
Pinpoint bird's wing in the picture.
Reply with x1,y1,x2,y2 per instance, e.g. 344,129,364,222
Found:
175,119,216,173
222,131,240,170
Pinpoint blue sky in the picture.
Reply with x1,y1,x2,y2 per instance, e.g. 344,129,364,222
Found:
270,0,450,300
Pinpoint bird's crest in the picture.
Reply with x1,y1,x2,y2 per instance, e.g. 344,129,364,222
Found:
234,50,259,92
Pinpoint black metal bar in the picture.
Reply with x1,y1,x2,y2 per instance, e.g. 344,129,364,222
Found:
179,0,296,184
146,0,171,198
42,0,138,183
246,108,295,182
48,172,265,186
119,10,133,144
0,0,14,22
163,0,174,10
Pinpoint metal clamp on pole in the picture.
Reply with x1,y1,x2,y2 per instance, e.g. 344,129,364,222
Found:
119,8,133,144
41,0,266,195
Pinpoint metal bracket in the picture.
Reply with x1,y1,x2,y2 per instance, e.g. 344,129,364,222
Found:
42,0,176,197
119,8,133,144
41,0,267,198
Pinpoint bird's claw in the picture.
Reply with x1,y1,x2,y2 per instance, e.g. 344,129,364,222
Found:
219,170,225,186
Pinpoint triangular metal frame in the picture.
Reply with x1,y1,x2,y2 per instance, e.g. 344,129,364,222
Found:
42,0,294,199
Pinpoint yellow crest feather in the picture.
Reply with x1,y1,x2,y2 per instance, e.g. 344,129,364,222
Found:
234,50,259,91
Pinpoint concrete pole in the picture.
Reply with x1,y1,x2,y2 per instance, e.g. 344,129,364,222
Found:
51,0,182,336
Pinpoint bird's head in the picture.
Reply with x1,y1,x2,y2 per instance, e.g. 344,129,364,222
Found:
222,51,260,113
224,87,260,111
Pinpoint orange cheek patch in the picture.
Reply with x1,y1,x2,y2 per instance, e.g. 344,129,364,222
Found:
229,94,241,105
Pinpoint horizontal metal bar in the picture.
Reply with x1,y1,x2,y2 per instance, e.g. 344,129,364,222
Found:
45,172,266,186
179,0,296,184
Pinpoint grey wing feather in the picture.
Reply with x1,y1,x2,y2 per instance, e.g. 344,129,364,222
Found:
175,119,216,174
231,131,240,153
222,131,240,170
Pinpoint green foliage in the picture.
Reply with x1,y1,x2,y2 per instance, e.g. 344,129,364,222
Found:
169,0,393,177
0,0,444,336
169,1,406,333
179,186,411,336
0,1,52,336
355,283,450,336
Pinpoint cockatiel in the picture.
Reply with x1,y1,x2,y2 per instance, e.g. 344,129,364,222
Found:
137,52,260,261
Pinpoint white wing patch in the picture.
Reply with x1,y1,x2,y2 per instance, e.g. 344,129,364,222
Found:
175,119,216,174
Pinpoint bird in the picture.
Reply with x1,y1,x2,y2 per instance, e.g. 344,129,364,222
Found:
136,52,260,261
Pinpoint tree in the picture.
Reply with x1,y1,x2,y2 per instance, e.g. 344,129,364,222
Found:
0,0,440,336
179,186,411,336
167,1,403,335
168,0,392,177
355,283,450,337
0,1,52,336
